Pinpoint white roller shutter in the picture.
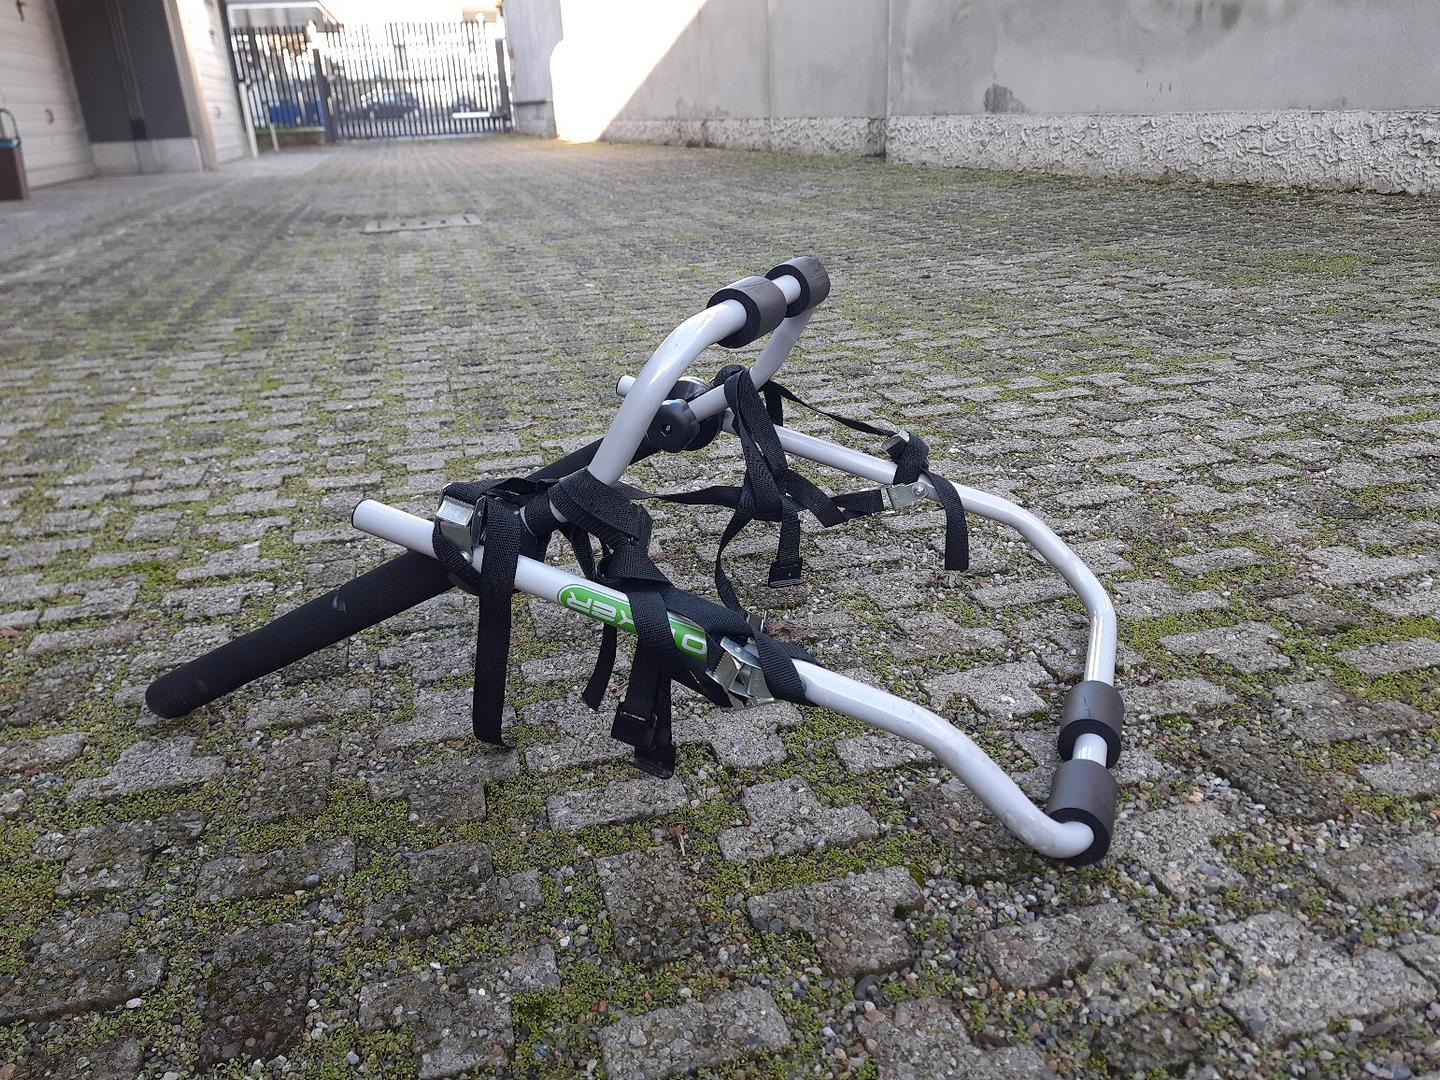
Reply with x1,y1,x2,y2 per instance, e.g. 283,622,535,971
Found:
0,0,92,188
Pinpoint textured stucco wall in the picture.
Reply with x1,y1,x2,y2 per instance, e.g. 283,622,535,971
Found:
889,0,1440,116
888,111,1440,195
505,0,1440,192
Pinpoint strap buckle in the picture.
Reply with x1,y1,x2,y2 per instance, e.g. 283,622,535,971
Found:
882,482,922,510
709,637,774,708
881,429,911,455
434,494,481,557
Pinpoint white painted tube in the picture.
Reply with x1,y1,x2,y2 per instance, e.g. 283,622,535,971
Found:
587,274,803,486
350,498,1095,860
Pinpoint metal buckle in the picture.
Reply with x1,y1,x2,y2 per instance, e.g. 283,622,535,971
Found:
708,637,774,708
883,482,922,510
881,429,911,454
434,495,480,557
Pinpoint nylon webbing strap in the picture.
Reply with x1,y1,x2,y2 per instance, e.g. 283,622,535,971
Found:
760,378,970,574
431,478,546,746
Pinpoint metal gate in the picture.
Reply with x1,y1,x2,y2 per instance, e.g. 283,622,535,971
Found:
231,21,511,141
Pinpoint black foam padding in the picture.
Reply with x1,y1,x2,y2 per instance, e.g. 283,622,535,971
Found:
1056,680,1125,767
145,550,453,718
707,275,787,348
766,255,831,318
144,433,666,720
1046,758,1118,867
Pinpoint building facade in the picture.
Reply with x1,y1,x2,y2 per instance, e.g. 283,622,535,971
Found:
0,0,253,190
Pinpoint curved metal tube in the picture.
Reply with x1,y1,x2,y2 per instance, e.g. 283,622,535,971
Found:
350,497,1096,860
587,274,803,485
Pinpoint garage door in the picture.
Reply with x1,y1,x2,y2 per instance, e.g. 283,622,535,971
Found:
0,0,92,188
180,0,249,164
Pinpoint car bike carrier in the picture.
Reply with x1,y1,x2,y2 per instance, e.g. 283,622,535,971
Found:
146,257,1123,866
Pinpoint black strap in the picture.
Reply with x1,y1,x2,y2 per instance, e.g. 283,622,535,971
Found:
761,378,970,574
431,478,550,746
544,468,813,776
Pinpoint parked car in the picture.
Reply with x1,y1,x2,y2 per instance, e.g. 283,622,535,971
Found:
351,90,420,121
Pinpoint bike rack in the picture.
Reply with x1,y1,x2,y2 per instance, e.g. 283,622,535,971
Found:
148,257,1123,865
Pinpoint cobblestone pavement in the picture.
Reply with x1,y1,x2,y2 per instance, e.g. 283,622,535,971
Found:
1,137,1438,1079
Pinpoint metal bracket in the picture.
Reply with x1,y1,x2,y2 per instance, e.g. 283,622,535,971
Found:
880,429,920,509
434,494,480,557
709,637,774,708
881,429,911,454
883,482,922,510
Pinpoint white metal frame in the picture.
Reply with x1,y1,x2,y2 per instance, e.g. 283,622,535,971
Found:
351,276,1119,862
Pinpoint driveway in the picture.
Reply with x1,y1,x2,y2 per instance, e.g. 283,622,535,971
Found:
1,137,1438,1078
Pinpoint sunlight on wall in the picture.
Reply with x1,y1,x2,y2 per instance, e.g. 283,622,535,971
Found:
550,0,703,142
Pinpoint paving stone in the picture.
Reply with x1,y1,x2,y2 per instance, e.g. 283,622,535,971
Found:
377,688,512,750
1371,588,1440,618
0,914,165,1022
363,844,541,940
598,987,791,1080
969,576,1073,610
547,777,689,832
718,778,879,863
358,948,558,1078
1271,679,1430,743
197,922,312,1067
1266,591,1362,632
1337,636,1440,675
1123,677,1235,717
244,684,372,730
596,845,704,968
674,700,804,767
0,732,88,774
1359,757,1440,797
1201,742,1344,822
34,809,203,897
747,867,924,978
1399,934,1440,985
925,660,1050,718
369,750,518,826
195,839,356,903
1094,1010,1205,1074
836,731,935,774
242,754,334,823
1315,832,1440,906
1112,578,1228,619
67,736,224,802
1306,546,1425,586
11,134,1440,1075
888,612,1007,661
13,1035,144,1079
1114,802,1242,897
857,996,1053,1080
1213,910,1314,976
1224,947,1432,1042
1170,547,1263,574
1158,621,1291,674
977,902,1155,989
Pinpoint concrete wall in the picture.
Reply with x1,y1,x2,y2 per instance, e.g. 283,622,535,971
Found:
509,0,1440,193
505,0,561,136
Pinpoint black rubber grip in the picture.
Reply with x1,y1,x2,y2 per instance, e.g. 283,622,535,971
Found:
766,255,830,318
1046,758,1118,867
707,275,787,349
1056,680,1124,767
144,436,665,720
145,550,452,718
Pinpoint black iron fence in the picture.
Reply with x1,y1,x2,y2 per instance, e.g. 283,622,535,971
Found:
231,21,511,141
